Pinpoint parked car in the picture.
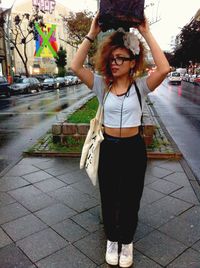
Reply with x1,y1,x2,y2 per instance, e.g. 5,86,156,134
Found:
168,72,182,85
64,76,73,86
0,76,12,97
193,75,200,86
189,74,198,83
10,77,41,94
55,77,66,88
42,78,59,90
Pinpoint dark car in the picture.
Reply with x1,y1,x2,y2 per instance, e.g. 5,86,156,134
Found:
10,77,41,94
0,76,12,97
42,78,59,89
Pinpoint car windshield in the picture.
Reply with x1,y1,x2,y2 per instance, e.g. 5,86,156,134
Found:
172,72,180,77
44,79,53,82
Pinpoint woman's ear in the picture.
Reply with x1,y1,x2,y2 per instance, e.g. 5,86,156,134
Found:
130,59,136,69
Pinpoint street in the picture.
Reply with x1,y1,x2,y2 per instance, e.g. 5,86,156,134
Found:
148,79,200,183
0,84,91,174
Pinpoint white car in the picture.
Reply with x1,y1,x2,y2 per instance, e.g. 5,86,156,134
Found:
168,72,182,85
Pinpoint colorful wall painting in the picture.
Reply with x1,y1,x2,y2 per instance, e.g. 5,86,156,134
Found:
34,23,58,58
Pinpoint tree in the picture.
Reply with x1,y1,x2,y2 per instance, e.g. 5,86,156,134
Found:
61,10,97,62
170,11,200,67
55,46,67,76
0,7,44,77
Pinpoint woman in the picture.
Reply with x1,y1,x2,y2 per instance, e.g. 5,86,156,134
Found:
71,13,170,267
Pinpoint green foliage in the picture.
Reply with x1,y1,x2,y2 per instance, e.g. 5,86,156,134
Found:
55,46,67,68
61,10,98,61
67,97,98,123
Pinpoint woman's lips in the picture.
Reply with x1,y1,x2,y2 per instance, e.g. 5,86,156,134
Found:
111,67,119,73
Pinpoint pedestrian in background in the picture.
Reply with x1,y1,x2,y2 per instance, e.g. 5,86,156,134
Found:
71,12,170,268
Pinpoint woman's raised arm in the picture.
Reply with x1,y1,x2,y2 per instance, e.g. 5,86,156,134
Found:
70,13,101,89
138,17,171,91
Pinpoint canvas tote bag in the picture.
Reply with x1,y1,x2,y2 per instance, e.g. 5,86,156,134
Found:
98,0,145,31
80,104,104,186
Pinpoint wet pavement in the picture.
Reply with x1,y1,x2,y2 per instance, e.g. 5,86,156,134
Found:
148,80,200,184
0,155,200,267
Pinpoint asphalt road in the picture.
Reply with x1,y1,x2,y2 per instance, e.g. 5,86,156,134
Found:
0,84,91,174
148,79,200,183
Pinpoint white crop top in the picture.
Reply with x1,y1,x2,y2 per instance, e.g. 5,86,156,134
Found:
92,73,151,128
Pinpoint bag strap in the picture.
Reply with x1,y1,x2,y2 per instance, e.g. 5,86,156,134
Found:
133,81,144,134
96,88,110,124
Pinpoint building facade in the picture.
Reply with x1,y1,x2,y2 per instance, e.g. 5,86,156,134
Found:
10,0,76,76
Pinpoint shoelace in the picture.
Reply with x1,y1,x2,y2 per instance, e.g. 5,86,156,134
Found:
121,245,132,257
107,242,118,253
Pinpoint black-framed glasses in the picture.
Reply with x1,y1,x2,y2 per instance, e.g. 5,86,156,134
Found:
109,56,133,66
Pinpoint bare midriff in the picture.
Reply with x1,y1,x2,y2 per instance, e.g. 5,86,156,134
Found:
104,126,139,138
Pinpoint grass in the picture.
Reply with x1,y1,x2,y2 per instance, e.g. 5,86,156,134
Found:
67,97,98,124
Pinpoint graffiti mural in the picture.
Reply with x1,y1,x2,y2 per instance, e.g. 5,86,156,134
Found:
32,0,56,14
35,23,58,58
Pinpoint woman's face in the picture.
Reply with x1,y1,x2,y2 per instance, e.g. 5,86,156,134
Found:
109,48,135,79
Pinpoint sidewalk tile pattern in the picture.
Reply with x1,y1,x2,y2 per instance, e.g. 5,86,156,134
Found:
0,156,200,267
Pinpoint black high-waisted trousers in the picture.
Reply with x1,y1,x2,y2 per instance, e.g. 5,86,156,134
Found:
98,133,147,244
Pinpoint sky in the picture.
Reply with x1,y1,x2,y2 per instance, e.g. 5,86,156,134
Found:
1,0,199,51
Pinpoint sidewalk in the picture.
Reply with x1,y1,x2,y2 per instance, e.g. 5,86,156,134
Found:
0,96,200,267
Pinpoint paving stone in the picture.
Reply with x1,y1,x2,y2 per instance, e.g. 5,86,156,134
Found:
17,228,68,262
133,221,155,242
22,170,53,183
49,186,99,212
192,240,200,253
164,171,190,187
36,245,96,268
0,202,29,225
0,244,33,268
144,174,159,186
52,218,88,243
74,229,106,266
5,164,39,177
2,214,47,241
155,160,184,172
140,186,165,207
159,206,200,246
0,227,12,248
34,177,66,193
167,248,200,268
135,230,187,266
72,210,101,232
57,169,87,185
139,195,193,228
170,186,199,204
8,185,43,201
131,249,163,268
20,157,50,165
34,203,77,225
0,176,30,191
71,179,100,198
0,192,16,207
145,165,173,179
146,179,182,195
44,166,72,177
18,193,57,212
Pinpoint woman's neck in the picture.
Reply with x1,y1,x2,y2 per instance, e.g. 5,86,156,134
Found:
112,77,132,94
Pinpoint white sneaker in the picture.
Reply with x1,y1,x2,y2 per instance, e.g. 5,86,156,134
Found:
105,240,118,266
119,243,133,267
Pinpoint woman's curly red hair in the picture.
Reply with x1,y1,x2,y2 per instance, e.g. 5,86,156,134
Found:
93,31,146,85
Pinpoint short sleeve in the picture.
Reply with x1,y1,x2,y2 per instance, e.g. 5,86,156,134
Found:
92,73,106,105
135,75,151,96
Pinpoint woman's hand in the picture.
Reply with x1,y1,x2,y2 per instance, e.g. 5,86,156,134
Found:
138,16,150,36
88,12,101,39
